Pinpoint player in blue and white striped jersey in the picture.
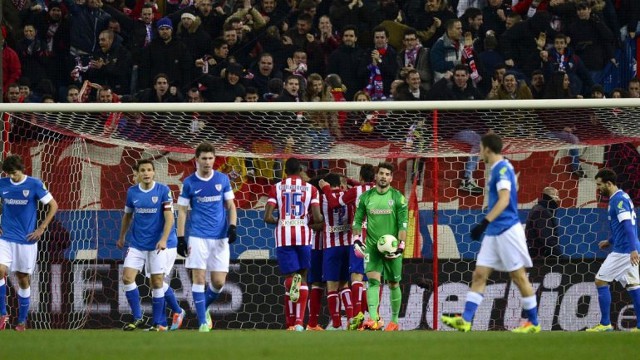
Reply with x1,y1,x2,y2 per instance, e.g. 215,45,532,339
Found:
587,168,640,332
0,155,58,331
117,160,177,331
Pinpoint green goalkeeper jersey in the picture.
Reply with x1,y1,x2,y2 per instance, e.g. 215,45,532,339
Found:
353,186,408,246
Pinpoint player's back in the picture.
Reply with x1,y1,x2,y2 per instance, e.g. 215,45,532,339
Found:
486,159,520,235
126,182,172,251
268,176,319,247
321,188,351,248
0,176,51,243
608,190,640,253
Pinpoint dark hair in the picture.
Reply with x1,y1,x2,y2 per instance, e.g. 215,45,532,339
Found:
543,71,572,99
212,37,227,50
135,159,155,171
445,18,461,31
481,134,503,154
554,33,568,42
323,173,342,187
463,7,482,20
377,161,394,174
297,13,313,24
285,157,302,175
154,73,169,84
372,25,389,38
360,164,375,182
245,86,258,96
594,168,616,184
403,28,418,39
453,64,470,74
531,69,544,77
2,155,25,173
195,142,216,158
342,24,358,37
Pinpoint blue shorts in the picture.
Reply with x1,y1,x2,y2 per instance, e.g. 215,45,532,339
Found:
308,249,324,283
276,245,311,276
349,248,365,275
322,245,350,282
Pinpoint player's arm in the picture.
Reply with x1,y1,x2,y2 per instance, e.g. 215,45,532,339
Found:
156,202,174,252
309,187,323,227
617,201,639,265
117,212,133,249
176,182,191,256
485,189,510,222
319,180,342,209
264,186,278,224
28,197,59,241
396,193,409,243
226,198,238,243
352,193,366,237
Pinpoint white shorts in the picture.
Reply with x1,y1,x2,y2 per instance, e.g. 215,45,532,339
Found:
476,223,533,272
185,236,230,272
596,252,640,287
0,239,38,274
123,247,167,275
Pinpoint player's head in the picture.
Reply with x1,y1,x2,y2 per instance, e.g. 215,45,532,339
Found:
480,133,503,162
2,155,26,181
376,162,394,189
285,158,302,176
323,173,342,188
360,164,375,183
195,142,216,174
135,160,155,185
594,168,617,197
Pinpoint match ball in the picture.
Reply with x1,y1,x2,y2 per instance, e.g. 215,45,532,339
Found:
377,234,398,256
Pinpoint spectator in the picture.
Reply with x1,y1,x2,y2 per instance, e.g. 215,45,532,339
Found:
430,19,464,82
134,73,184,102
329,0,369,38
477,33,504,94
410,0,457,48
627,78,640,98
140,17,192,88
176,11,213,60
610,88,626,98
397,28,431,91
103,2,155,64
500,11,552,78
462,7,484,43
529,69,545,99
526,186,562,259
482,0,511,37
542,33,592,97
327,25,368,101
5,83,22,103
168,0,226,40
29,1,71,89
66,85,80,103
487,71,533,99
396,69,429,100
283,15,324,74
314,15,341,75
513,0,550,19
200,63,246,102
263,77,283,101
244,87,260,102
429,64,484,100
276,74,301,101
372,0,410,51
566,1,616,86
364,26,398,98
85,29,133,94
591,84,605,98
16,24,51,86
542,70,576,99
42,95,56,103
2,30,22,94
303,72,339,169
195,37,230,78
227,0,267,35
64,0,111,58
246,52,283,97
256,0,289,31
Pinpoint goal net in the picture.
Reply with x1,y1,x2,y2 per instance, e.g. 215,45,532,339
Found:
1,99,640,330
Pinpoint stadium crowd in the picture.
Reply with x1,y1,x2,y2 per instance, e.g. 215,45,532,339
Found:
1,0,639,105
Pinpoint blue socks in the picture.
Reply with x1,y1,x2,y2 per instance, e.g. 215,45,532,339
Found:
124,283,142,320
0,279,6,316
205,285,223,308
192,284,207,325
597,285,611,326
462,292,483,323
627,287,640,329
151,288,167,327
164,283,182,314
17,287,31,324
522,295,539,326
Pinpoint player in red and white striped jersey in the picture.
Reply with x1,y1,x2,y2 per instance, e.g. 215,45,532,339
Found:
306,175,326,331
319,173,354,330
264,158,323,331
320,164,376,329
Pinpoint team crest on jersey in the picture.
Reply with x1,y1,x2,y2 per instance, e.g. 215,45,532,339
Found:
388,199,394,207
23,190,29,197
215,184,222,191
152,196,158,204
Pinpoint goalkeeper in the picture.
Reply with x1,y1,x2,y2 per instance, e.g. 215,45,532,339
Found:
352,162,408,331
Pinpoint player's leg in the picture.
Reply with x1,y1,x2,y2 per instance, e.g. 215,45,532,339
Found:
337,247,353,322
276,246,299,329
363,248,384,330
587,253,627,331
185,236,210,332
13,242,38,331
383,256,403,331
292,246,311,330
147,250,168,331
0,239,12,330
324,246,345,330
306,249,324,331
204,238,231,330
121,248,145,330
163,247,184,330
509,267,541,333
624,265,640,331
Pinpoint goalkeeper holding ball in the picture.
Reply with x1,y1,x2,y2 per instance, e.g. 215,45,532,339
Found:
352,162,408,331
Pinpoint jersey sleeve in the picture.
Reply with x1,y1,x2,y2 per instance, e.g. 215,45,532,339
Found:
223,175,235,201
34,179,54,205
321,184,341,209
339,187,359,207
616,198,633,223
267,184,277,205
495,164,512,192
124,188,134,213
310,186,320,207
396,191,409,232
177,178,191,207
352,191,367,229
161,185,174,212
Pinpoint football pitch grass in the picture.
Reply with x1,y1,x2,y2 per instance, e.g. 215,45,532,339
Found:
1,330,636,359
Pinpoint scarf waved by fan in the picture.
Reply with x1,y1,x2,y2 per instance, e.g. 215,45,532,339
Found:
462,45,481,84
405,44,421,67
365,63,386,100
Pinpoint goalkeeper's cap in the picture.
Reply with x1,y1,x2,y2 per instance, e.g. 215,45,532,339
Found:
157,17,173,30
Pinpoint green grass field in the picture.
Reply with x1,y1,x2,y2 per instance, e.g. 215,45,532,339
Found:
1,330,636,359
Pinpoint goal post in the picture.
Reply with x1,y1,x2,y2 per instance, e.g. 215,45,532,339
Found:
1,99,640,330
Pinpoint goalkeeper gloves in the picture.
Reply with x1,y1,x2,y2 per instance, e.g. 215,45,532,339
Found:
227,224,237,244
177,236,188,257
353,235,366,259
470,218,490,241
385,240,405,259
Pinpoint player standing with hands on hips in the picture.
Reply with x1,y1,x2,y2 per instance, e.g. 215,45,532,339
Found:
352,162,407,331
0,155,58,331
442,134,541,333
586,169,640,332
176,142,238,332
